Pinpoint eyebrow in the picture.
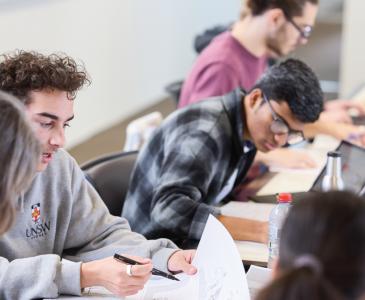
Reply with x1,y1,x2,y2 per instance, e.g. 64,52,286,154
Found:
37,112,74,122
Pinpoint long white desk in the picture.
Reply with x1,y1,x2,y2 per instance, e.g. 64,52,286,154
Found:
53,266,272,299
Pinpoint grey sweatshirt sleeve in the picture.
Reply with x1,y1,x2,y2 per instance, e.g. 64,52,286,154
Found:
62,153,178,275
0,255,81,300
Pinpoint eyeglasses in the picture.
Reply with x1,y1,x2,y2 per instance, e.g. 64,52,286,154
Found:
262,94,305,145
284,13,313,39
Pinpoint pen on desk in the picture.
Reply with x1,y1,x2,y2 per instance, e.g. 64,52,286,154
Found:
113,253,180,281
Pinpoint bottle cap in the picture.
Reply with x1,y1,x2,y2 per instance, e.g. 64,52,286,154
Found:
327,151,341,158
276,192,292,203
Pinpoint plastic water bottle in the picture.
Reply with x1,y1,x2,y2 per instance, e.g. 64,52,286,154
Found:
321,151,345,191
268,193,292,268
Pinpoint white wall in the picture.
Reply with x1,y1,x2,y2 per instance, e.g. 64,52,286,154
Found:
0,0,240,147
340,0,365,97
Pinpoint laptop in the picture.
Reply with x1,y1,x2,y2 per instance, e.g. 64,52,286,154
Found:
250,140,365,203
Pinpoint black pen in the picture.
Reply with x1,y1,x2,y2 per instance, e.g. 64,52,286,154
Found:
113,253,180,281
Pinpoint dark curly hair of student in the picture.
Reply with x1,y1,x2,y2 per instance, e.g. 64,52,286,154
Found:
256,191,365,300
245,0,318,18
0,50,90,104
251,58,323,123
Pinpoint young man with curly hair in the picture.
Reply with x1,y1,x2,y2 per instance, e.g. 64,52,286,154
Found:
123,59,324,248
0,51,196,299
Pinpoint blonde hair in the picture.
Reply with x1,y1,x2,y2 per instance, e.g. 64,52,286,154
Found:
0,91,40,234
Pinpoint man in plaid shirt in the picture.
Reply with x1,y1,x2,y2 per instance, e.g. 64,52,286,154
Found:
123,59,323,247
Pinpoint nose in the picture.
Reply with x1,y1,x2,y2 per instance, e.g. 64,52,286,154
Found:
274,133,287,147
49,127,65,148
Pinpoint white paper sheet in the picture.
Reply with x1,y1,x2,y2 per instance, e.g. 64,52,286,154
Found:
235,241,268,264
192,215,250,300
221,201,274,222
246,266,272,298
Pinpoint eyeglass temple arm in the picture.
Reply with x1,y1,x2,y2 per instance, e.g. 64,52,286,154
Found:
262,94,280,120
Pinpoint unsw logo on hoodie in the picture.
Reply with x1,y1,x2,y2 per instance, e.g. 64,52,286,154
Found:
25,203,51,239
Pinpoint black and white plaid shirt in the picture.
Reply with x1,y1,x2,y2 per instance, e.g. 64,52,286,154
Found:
123,88,256,246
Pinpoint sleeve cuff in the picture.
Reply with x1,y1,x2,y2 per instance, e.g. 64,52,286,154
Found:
188,204,221,240
56,259,82,296
151,247,179,272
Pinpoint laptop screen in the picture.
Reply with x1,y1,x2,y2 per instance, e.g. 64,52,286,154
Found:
311,140,365,194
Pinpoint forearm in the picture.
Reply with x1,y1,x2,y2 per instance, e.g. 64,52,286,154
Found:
303,119,330,138
217,215,268,243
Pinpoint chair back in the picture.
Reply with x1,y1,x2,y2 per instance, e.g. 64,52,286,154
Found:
81,151,138,216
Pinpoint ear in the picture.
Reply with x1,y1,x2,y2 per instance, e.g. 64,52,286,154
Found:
246,88,263,110
266,8,286,29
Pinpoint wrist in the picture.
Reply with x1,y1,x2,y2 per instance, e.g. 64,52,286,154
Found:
260,221,269,244
80,261,100,288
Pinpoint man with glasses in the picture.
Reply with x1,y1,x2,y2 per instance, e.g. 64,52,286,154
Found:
179,0,318,108
123,59,323,247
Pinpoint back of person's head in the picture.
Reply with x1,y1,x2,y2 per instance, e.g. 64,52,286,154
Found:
256,191,365,300
251,58,323,123
0,91,40,234
0,50,90,104
242,0,318,19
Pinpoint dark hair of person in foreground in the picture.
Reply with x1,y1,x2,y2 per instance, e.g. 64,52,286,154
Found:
256,190,365,300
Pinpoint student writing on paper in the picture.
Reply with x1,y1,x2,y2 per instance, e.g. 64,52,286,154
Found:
0,92,40,234
256,191,365,300
123,59,323,247
0,51,196,300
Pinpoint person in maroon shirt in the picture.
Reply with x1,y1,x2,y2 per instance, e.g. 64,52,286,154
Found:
180,0,318,108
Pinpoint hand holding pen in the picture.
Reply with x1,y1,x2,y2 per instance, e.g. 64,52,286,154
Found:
80,255,152,297
114,253,180,281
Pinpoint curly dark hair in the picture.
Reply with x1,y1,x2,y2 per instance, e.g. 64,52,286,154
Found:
245,0,318,18
0,51,90,104
251,58,323,123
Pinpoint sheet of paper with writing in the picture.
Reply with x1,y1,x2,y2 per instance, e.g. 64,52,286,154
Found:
191,214,250,300
145,214,250,299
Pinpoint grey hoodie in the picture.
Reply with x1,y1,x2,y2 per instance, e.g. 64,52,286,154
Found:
0,149,177,299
